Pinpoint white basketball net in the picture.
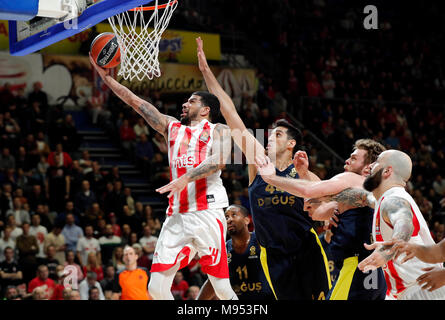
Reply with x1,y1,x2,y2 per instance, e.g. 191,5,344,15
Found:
108,0,178,81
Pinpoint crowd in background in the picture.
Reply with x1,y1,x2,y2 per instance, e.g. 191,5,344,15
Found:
0,0,445,300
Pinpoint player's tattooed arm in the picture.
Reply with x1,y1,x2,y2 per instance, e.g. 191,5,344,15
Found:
137,103,177,137
185,124,232,181
377,196,414,261
327,187,376,209
89,54,177,137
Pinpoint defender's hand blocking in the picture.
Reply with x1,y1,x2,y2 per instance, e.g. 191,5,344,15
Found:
293,151,309,174
196,37,210,72
156,175,190,199
255,156,276,181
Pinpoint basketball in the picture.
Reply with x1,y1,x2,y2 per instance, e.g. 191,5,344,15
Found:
90,32,121,68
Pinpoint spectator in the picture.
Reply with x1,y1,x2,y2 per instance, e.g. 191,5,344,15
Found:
6,197,30,227
120,224,131,246
63,250,84,284
29,214,48,262
47,143,72,169
0,148,15,172
133,118,149,140
16,222,39,283
41,245,59,281
142,205,161,237
132,243,150,270
0,226,15,262
28,82,48,110
112,246,126,272
62,213,84,253
135,133,154,177
44,224,66,265
69,289,81,300
139,225,157,262
119,119,136,153
2,215,23,242
28,265,55,300
171,271,189,300
100,265,116,299
88,286,101,300
78,271,105,300
76,225,101,267
120,205,142,236
74,180,97,214
45,153,71,212
0,247,23,292
99,224,122,266
33,204,53,232
27,185,47,212
186,285,200,300
55,201,81,227
4,285,21,300
82,252,104,282
123,187,136,215
0,183,14,219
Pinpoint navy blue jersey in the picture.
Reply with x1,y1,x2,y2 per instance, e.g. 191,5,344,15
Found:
227,232,274,300
330,206,374,268
248,164,313,254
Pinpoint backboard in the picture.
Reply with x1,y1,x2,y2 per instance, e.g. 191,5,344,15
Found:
5,0,155,56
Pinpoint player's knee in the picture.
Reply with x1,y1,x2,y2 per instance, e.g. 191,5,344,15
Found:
208,276,238,300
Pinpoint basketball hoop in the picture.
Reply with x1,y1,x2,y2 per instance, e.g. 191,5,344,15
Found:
108,0,178,81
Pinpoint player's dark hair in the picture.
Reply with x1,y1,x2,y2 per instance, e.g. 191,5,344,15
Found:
227,204,250,218
193,91,221,122
273,119,302,154
354,139,386,165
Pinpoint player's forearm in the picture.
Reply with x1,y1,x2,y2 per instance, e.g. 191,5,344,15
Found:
378,218,413,262
102,74,142,107
298,170,321,182
185,155,224,182
410,244,445,264
265,175,311,198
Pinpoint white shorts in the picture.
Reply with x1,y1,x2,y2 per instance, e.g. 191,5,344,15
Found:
150,208,229,279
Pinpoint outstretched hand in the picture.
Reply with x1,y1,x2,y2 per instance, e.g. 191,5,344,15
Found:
196,37,210,72
156,175,190,199
357,242,387,272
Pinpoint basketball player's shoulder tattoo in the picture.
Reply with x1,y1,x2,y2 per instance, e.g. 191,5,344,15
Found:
380,196,413,241
377,196,414,261
329,187,376,208
138,102,177,136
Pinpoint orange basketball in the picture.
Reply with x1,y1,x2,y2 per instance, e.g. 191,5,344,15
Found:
90,32,121,68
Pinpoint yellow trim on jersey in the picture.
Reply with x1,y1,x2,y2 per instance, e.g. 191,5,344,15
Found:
329,256,359,300
310,228,332,290
259,245,278,300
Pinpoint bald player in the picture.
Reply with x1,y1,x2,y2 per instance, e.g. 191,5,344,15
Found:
328,150,445,300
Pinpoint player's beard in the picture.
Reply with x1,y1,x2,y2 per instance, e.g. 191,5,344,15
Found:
180,109,199,126
363,168,384,192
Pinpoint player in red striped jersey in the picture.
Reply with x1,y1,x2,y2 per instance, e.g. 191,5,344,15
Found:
90,56,238,300
329,150,445,299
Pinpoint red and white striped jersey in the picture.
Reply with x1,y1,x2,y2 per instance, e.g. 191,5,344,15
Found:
372,186,443,299
166,119,229,216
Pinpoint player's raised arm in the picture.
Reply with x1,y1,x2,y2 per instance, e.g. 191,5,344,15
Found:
196,37,265,167
89,54,176,138
156,123,232,198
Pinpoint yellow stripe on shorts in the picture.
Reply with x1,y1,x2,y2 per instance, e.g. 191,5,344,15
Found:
329,256,359,300
259,245,278,300
310,228,332,290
